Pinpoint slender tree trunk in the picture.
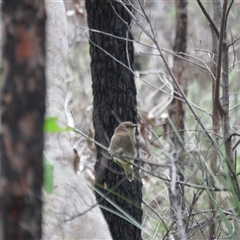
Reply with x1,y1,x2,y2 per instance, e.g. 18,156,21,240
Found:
209,1,221,239
86,1,142,239
221,3,240,199
214,0,240,200
1,1,46,239
167,0,187,238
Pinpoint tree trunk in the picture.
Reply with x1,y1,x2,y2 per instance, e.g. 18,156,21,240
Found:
167,0,187,238
1,1,46,239
209,1,221,238
86,1,142,239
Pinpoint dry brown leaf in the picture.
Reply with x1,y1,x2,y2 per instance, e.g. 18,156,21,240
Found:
73,148,80,173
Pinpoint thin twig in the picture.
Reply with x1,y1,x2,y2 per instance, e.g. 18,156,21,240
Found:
143,200,168,232
233,139,240,151
119,1,216,146
230,31,237,71
228,37,240,49
196,0,219,39
71,127,227,191
226,0,234,25
64,178,126,222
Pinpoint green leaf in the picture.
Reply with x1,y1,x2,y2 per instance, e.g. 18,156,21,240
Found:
94,187,151,237
43,153,54,194
44,117,70,133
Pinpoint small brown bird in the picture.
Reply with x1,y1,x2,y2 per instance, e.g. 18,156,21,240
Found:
109,121,137,182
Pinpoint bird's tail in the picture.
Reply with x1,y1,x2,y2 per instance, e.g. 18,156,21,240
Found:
124,165,134,182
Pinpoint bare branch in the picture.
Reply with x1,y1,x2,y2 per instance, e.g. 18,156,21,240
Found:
215,0,228,116
119,1,216,145
226,0,234,24
196,0,219,39
228,37,240,49
142,200,168,232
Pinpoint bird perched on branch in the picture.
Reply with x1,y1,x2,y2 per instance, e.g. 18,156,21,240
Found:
109,121,137,182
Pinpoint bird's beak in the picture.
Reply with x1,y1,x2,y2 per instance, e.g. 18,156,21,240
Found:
133,124,138,127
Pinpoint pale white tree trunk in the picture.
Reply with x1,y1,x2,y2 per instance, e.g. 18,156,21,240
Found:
43,1,111,239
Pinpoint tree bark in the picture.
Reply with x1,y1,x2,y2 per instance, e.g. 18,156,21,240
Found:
209,1,221,238
1,1,46,239
86,1,142,239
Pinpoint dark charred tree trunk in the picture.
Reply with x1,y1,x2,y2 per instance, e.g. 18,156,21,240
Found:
1,1,46,239
86,1,142,239
167,0,188,232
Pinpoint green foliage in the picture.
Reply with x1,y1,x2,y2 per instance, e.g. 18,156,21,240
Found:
44,117,71,133
42,117,75,194
236,158,240,173
94,186,151,237
43,117,72,195
43,152,54,194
